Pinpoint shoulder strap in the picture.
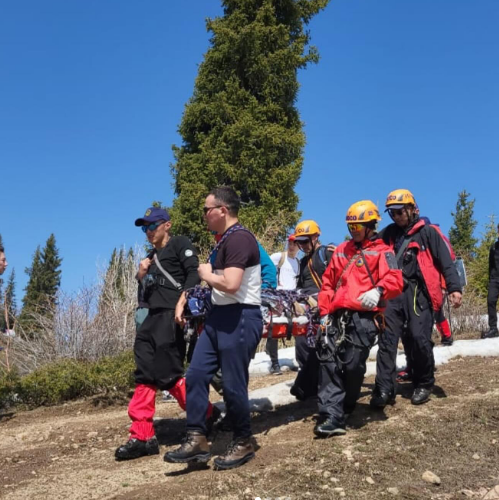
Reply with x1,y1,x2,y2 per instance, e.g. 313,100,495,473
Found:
277,251,287,269
334,251,361,292
395,237,412,265
207,224,252,264
153,253,183,290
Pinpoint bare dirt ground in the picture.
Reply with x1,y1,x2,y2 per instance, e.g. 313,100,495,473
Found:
1,356,499,500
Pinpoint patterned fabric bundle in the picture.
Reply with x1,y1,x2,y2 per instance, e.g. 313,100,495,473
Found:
183,286,319,345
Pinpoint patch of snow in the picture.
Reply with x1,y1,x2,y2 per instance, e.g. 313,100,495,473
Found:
245,337,499,411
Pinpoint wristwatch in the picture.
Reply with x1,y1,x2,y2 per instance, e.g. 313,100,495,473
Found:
376,286,385,297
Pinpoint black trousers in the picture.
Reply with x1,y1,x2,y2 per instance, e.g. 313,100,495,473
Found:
317,313,377,427
265,337,280,367
487,279,499,330
375,282,434,394
295,335,312,369
134,308,186,391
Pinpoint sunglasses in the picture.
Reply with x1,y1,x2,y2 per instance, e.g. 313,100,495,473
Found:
141,221,165,233
388,208,405,217
203,205,225,215
348,223,366,232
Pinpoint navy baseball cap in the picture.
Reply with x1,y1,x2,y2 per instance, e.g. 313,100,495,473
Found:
134,207,170,226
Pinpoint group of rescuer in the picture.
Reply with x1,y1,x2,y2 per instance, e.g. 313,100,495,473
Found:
116,187,463,470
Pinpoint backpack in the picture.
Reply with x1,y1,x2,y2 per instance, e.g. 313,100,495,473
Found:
308,244,334,288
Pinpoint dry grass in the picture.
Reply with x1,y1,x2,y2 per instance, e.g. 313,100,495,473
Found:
2,356,499,500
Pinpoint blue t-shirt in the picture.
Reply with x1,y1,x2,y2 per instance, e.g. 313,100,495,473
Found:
258,242,277,289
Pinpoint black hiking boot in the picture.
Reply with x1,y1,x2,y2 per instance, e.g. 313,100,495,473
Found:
164,431,211,464
290,383,306,401
269,364,283,376
441,334,454,346
411,387,432,405
313,417,346,438
115,437,159,461
370,390,395,409
482,328,499,339
213,437,255,470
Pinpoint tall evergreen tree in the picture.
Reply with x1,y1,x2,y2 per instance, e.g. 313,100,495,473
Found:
2,269,17,331
468,215,497,299
449,190,478,262
20,235,62,333
40,234,62,307
170,0,330,247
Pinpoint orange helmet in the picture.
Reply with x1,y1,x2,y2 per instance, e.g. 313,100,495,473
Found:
385,189,416,210
345,200,382,224
294,220,321,238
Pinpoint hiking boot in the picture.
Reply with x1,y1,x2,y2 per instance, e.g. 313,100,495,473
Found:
206,405,222,435
370,390,395,409
164,431,211,464
115,437,159,461
396,370,412,382
411,387,431,405
482,328,499,339
313,417,346,438
441,334,454,346
213,437,255,470
269,364,283,376
290,383,306,401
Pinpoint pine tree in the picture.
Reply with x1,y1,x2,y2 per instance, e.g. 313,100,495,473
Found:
468,215,497,299
3,269,17,331
449,190,478,262
40,234,62,307
170,0,330,247
20,235,62,333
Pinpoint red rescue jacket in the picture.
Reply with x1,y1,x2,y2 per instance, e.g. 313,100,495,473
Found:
401,220,459,310
318,237,404,316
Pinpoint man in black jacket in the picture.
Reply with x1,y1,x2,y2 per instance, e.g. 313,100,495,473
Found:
371,189,462,407
115,207,218,461
289,219,333,400
483,223,499,338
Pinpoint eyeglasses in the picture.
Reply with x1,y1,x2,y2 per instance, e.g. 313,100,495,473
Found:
203,205,225,215
388,208,405,217
141,221,165,233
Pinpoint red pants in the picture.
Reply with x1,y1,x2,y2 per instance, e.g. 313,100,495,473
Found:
128,378,214,440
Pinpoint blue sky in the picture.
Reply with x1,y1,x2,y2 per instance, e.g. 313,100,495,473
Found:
1,0,498,299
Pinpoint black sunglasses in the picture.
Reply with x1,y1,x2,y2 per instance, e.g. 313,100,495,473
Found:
203,205,225,215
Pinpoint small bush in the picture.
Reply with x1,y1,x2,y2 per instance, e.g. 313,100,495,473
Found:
0,351,135,409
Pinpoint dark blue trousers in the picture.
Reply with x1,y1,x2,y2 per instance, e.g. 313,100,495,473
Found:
186,304,262,439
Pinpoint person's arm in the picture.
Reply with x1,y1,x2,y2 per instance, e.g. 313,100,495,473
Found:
136,257,152,281
317,258,337,316
198,264,244,294
427,227,462,307
175,237,200,325
490,246,495,280
375,249,404,300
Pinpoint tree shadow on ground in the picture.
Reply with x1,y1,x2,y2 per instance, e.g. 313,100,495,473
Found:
0,411,15,423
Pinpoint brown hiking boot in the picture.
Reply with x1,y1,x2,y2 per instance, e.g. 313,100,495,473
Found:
213,437,255,470
163,431,211,464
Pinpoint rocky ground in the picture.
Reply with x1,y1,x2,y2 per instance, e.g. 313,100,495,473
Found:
1,355,499,500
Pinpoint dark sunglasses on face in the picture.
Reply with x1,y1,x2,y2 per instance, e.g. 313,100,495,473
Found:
141,221,165,233
203,205,225,215
389,208,405,217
